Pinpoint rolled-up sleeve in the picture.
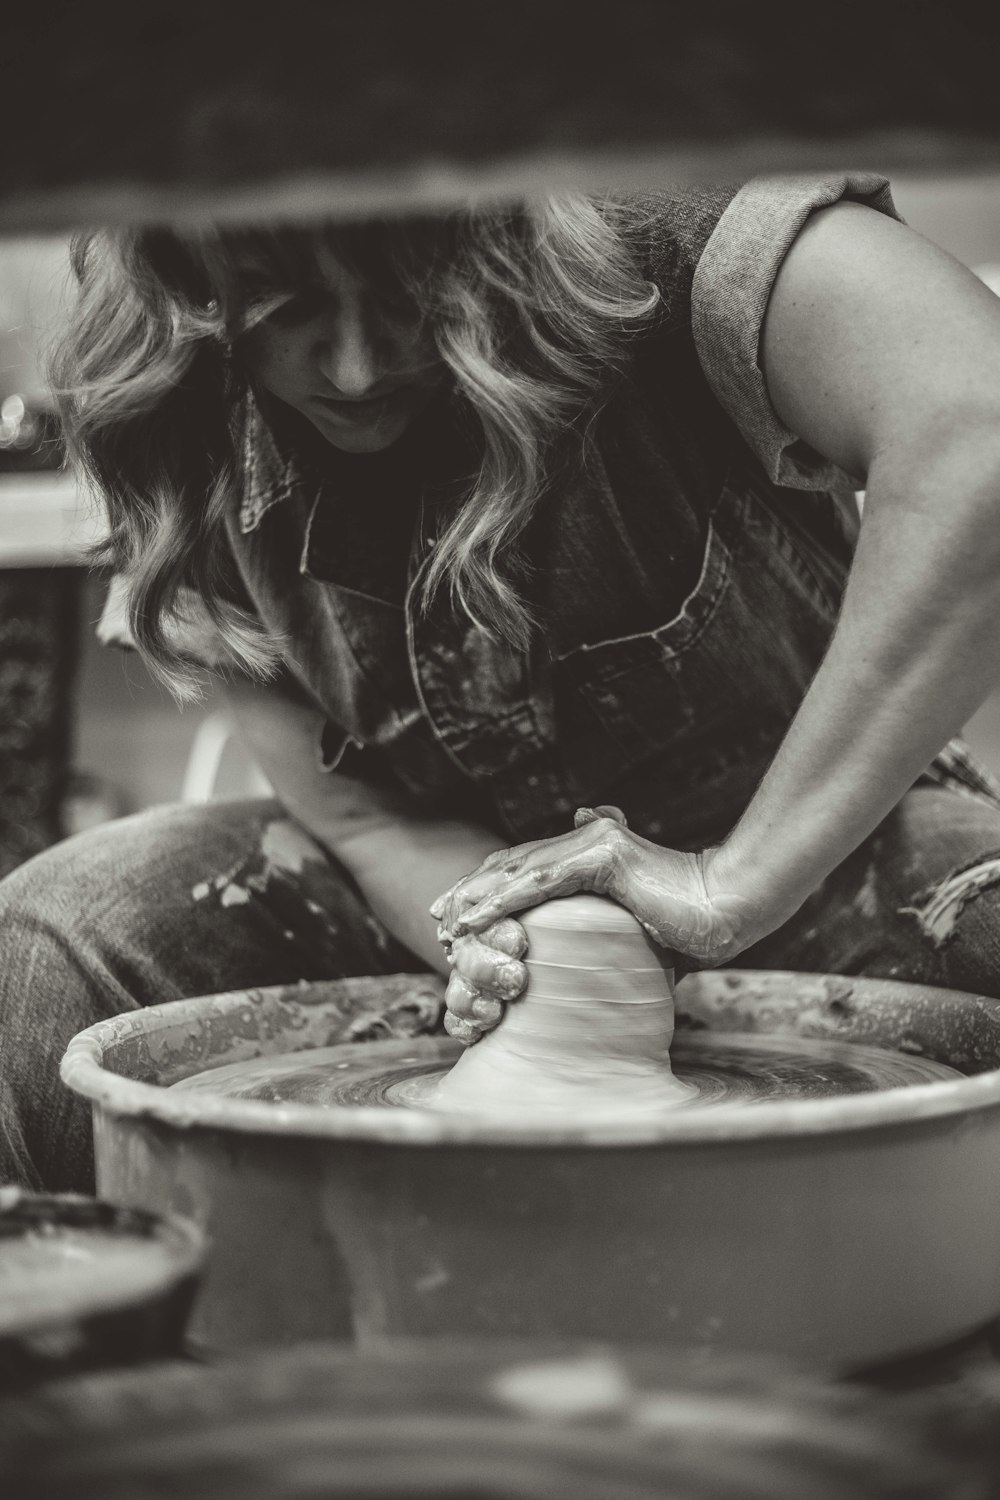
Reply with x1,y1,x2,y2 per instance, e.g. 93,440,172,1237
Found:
691,172,901,489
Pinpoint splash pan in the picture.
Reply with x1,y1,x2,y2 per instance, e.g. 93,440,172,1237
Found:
62,970,1000,1364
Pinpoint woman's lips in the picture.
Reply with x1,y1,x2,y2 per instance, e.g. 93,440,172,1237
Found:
313,389,405,419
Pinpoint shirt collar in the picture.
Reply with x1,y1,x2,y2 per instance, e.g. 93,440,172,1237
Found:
238,390,310,535
236,390,430,607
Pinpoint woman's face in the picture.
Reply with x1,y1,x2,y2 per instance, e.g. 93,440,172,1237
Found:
236,246,442,453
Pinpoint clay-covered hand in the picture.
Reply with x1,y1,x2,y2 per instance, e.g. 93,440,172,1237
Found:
435,915,528,1045
431,806,763,981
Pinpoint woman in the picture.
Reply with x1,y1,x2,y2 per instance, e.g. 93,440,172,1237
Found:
5,173,1000,1192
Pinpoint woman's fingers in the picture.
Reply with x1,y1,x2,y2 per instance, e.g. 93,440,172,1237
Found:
433,820,760,990
480,916,528,959
440,918,530,1045
444,971,505,1024
443,972,480,1020
430,834,576,928
429,847,522,920
574,804,628,829
440,818,629,936
433,838,575,933
443,1010,483,1043
442,979,503,1045
450,932,526,1000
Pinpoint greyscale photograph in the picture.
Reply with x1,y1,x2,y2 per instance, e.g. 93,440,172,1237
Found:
2,4,1000,1496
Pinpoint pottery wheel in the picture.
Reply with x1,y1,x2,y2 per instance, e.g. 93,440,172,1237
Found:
169,1031,961,1110
170,894,963,1114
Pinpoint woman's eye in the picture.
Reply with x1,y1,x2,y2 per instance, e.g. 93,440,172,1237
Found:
378,289,422,325
265,287,330,324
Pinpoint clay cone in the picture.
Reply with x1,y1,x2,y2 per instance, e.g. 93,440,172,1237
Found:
432,894,696,1118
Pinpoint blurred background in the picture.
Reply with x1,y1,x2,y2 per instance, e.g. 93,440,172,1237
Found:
1,168,999,874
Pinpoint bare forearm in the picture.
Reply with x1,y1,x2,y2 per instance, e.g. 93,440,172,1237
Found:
334,817,501,971
225,680,500,972
715,427,1000,938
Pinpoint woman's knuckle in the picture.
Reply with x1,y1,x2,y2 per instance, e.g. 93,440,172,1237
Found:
590,840,616,881
500,959,527,996
606,817,632,849
480,847,512,872
487,917,528,957
445,972,478,1011
444,1011,480,1043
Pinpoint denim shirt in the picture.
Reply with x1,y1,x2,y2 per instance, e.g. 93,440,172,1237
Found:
110,174,994,846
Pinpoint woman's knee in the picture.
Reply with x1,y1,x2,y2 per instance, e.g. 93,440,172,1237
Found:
0,800,277,1193
0,809,194,1000
0,794,410,1017
0,872,117,1194
0,799,287,1002
900,852,1000,997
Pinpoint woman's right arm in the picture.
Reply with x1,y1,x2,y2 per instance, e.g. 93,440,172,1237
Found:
224,677,517,986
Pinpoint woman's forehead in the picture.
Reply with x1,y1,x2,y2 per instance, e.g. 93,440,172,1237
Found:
228,238,352,286
219,216,458,286
223,228,333,279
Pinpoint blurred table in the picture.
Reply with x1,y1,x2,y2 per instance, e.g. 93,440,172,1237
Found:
3,1337,998,1500
0,474,102,569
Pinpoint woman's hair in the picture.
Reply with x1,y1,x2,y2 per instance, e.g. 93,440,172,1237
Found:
52,197,660,698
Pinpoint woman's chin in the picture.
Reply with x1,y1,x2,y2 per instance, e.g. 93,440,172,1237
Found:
315,419,410,453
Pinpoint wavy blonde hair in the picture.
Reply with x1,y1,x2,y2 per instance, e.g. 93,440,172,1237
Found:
52,197,659,698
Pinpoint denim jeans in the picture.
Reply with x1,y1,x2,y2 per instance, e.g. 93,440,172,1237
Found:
0,799,424,1194
4,782,1000,1194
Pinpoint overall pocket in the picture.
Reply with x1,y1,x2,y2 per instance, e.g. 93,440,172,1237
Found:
550,479,843,822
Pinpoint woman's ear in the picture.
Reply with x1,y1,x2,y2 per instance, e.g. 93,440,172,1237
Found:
136,228,217,312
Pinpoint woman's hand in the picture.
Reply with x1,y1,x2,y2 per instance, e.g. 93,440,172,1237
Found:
430,807,766,1043
436,916,529,1044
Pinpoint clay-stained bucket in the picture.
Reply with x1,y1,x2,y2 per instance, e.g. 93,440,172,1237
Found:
0,1189,204,1389
61,971,1000,1366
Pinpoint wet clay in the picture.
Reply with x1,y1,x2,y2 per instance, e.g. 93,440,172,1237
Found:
432,894,697,1117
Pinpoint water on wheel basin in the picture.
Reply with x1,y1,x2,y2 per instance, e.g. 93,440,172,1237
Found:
168,1030,963,1113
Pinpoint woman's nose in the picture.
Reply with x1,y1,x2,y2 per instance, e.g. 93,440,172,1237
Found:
316,292,382,397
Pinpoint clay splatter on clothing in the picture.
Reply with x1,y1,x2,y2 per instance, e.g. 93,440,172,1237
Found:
191,819,327,908
902,852,1000,948
259,818,323,877
220,883,251,908
183,814,416,978
187,818,362,968
189,817,401,974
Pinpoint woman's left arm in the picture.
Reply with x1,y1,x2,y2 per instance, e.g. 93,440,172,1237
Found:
711,201,1000,932
436,204,1000,972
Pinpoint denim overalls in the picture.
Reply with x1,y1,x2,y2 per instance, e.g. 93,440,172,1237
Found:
225,181,996,854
